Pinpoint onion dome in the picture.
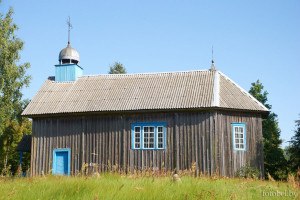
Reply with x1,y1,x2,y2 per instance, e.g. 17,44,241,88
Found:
59,42,80,65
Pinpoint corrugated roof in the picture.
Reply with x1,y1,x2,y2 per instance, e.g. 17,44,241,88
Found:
218,71,268,111
22,70,269,116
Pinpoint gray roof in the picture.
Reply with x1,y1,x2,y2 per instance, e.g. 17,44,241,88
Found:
22,70,269,116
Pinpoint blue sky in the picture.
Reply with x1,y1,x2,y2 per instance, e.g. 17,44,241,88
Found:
1,0,299,147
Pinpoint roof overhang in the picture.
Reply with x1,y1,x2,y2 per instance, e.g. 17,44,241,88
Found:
23,107,269,119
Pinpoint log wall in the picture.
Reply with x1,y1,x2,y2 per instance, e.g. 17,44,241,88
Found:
30,111,264,176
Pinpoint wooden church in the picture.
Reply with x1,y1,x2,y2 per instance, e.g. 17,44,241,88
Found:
22,39,269,177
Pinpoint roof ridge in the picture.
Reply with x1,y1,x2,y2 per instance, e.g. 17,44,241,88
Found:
212,71,220,107
80,69,211,78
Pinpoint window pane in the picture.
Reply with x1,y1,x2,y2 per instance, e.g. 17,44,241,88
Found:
239,127,243,132
236,144,240,149
240,144,244,149
158,127,163,132
235,127,238,132
135,127,141,132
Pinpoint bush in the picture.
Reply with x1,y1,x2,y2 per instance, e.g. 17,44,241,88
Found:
236,163,260,179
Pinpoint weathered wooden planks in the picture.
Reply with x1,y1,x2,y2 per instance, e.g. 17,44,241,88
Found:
30,111,264,177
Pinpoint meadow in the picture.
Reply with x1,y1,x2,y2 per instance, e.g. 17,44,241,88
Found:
0,172,299,200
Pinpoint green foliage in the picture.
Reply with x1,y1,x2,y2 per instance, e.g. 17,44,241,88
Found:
0,119,32,175
249,80,271,110
0,174,298,200
249,80,288,180
287,119,300,172
236,163,260,179
0,4,31,136
108,62,127,74
0,3,32,176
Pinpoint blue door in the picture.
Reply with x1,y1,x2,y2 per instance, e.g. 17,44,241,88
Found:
53,149,70,175
56,152,68,175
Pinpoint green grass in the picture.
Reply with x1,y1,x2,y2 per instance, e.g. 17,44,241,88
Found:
0,174,299,200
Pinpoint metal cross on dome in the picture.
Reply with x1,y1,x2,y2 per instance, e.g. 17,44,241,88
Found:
67,16,72,44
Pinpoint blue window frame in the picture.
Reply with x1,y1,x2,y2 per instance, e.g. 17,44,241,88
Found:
132,122,166,150
52,148,71,176
232,123,246,151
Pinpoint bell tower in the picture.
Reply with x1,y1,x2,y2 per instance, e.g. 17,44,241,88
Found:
55,17,83,82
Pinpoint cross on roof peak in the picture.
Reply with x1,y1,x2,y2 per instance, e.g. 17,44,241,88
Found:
67,16,72,45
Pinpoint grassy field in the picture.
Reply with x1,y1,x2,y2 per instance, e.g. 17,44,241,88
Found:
0,173,299,200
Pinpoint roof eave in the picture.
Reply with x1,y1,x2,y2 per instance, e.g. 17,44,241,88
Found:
22,107,270,119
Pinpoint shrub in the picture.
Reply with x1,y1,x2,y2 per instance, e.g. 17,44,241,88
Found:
236,163,260,179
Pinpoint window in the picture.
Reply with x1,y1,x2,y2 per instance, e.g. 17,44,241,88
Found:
134,126,141,149
232,123,246,151
157,126,164,149
143,126,155,149
132,122,165,150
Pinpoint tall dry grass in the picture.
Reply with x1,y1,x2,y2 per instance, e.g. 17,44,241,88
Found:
0,170,299,200
1,163,299,200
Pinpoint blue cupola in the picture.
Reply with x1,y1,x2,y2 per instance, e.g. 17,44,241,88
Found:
55,42,83,82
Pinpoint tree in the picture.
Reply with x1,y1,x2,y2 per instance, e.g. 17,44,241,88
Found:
287,117,300,173
249,80,288,179
0,119,32,175
0,3,31,136
108,62,127,74
0,2,31,175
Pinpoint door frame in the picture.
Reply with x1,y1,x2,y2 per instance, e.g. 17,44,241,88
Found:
52,148,71,176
